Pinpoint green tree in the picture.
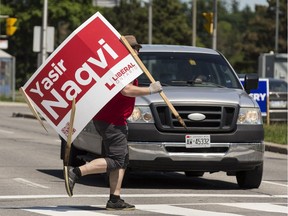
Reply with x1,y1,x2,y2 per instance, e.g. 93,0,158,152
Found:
102,0,147,43
1,0,101,87
2,1,43,86
240,0,287,73
1,0,286,90
217,0,255,72
151,0,191,45
104,0,191,45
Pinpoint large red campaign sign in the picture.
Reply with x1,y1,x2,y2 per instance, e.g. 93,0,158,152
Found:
23,12,143,141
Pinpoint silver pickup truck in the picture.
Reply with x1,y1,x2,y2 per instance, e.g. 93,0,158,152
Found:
61,45,264,189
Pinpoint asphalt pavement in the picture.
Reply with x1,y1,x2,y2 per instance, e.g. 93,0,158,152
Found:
1,101,287,155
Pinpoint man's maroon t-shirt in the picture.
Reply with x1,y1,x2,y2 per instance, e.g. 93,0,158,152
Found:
93,79,138,125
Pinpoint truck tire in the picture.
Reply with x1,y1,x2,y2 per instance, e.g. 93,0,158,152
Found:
236,163,263,189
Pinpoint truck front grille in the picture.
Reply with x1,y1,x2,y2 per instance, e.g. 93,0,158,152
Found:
152,104,238,133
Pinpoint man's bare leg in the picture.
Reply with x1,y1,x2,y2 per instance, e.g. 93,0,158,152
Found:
79,158,107,176
73,160,134,210
109,168,125,196
105,168,134,210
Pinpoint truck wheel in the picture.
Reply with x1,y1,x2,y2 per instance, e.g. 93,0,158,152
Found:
236,163,263,189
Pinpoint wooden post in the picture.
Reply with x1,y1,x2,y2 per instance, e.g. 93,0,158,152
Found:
63,98,76,197
19,87,48,132
120,36,187,129
266,94,270,125
64,98,76,166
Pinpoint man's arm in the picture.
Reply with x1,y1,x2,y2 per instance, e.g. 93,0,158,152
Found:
121,81,162,97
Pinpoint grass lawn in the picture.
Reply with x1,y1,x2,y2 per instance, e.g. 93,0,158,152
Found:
264,123,287,145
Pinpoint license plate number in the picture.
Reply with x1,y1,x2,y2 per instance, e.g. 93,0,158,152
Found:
185,135,211,148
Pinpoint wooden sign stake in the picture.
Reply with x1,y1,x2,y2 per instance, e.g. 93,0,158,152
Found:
19,87,48,132
64,97,76,166
120,36,187,129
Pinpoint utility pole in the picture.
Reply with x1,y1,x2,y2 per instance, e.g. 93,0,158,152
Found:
212,0,217,50
41,0,48,65
275,0,279,53
148,0,153,44
192,0,197,46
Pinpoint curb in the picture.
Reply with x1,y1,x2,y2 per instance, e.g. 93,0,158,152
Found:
265,142,288,155
0,101,27,106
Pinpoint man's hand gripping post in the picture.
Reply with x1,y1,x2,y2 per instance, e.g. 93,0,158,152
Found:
120,36,187,129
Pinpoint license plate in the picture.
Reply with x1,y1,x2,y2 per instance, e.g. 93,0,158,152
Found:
185,135,211,148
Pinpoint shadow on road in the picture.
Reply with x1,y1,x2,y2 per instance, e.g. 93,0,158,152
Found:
37,169,240,190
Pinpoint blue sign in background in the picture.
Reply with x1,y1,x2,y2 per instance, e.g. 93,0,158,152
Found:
240,78,269,116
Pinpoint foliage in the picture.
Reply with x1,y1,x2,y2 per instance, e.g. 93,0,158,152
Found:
103,0,191,45
102,0,147,42
0,0,287,88
240,0,287,73
149,0,191,45
264,123,287,145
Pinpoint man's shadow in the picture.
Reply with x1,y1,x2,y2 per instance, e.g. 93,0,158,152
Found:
7,205,106,212
37,169,109,187
37,169,240,190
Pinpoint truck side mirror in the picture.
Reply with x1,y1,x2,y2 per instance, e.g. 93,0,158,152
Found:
244,73,259,93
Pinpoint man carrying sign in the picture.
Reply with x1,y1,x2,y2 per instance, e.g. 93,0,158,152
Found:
67,35,162,211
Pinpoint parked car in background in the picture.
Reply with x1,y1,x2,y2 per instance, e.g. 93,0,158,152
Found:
61,45,264,189
267,78,287,122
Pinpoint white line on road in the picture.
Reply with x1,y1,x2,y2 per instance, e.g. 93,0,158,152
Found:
0,129,14,134
0,193,287,200
23,206,117,216
219,203,288,213
22,203,288,216
137,204,241,216
262,180,288,187
13,178,49,189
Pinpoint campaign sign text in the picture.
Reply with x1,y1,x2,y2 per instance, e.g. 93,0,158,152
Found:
23,12,143,141
240,78,269,116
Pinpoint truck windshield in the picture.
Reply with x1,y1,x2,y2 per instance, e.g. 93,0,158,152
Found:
138,52,242,89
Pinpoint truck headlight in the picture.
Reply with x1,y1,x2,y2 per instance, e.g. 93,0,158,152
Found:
237,108,263,124
127,106,154,123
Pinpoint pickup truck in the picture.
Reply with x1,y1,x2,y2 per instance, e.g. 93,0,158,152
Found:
61,44,264,189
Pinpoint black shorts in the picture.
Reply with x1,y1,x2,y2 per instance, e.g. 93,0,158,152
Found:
93,120,129,171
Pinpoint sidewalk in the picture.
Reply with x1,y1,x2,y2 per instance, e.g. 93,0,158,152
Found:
1,101,287,155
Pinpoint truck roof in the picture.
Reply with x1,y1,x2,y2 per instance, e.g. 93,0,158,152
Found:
139,44,219,55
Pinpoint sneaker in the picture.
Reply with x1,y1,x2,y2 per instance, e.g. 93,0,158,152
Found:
64,166,78,197
106,199,135,210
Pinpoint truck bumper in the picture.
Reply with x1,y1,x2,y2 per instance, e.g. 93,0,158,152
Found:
128,142,264,172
